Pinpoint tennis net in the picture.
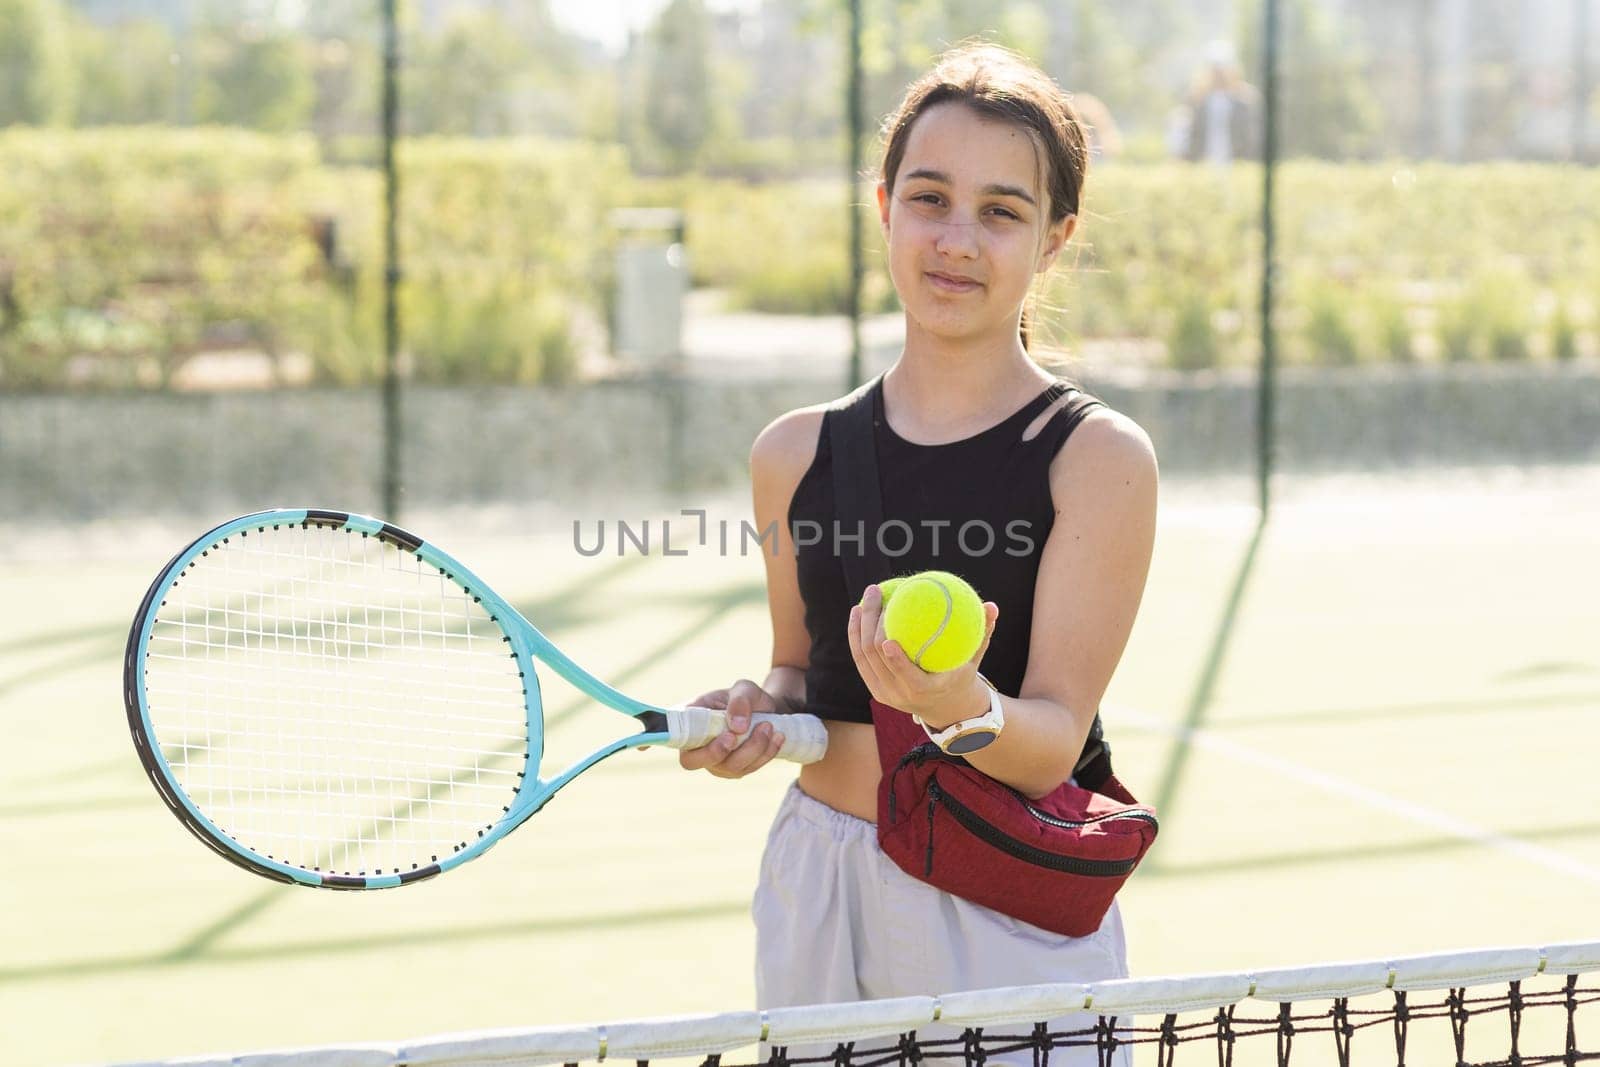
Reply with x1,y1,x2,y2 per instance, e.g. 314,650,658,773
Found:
107,941,1600,1067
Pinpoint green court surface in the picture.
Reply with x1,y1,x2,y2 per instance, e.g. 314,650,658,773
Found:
2,472,1598,1066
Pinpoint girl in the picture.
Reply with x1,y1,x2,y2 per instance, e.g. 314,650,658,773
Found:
681,42,1156,1064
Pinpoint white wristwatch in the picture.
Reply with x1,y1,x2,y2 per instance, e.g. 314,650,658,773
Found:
915,674,1005,754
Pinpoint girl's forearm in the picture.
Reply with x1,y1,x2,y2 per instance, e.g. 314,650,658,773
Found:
961,693,1093,799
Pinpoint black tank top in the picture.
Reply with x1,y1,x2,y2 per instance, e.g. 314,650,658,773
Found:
787,377,1104,723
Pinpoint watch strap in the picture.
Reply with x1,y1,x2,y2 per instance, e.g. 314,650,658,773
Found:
916,675,1004,752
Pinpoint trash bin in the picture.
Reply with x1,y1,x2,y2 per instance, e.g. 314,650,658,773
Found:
611,208,688,368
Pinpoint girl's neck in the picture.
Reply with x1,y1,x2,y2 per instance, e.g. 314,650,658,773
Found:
884,319,1054,442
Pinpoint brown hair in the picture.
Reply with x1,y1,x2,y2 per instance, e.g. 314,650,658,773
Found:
878,43,1089,350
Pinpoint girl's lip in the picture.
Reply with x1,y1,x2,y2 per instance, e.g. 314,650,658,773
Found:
926,271,982,291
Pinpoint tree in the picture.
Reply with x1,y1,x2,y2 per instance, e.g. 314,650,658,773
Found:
642,0,714,172
72,16,179,125
1238,0,1383,158
406,2,597,138
406,10,524,136
0,0,78,126
195,25,315,132
1054,3,1147,127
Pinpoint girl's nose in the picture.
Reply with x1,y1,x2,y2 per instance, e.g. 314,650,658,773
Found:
933,217,981,260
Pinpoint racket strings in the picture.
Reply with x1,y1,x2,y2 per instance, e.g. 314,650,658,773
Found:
144,522,530,878
141,680,529,733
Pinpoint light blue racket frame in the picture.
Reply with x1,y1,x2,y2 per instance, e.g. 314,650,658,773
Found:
125,507,687,889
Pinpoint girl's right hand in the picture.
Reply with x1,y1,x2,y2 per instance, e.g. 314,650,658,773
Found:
677,679,790,778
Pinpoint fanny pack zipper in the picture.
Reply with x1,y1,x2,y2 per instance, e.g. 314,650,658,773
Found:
923,775,1150,878
1021,798,1160,833
887,742,939,823
890,742,1156,877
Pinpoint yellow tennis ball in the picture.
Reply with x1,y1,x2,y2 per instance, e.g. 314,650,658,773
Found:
881,571,985,673
859,576,906,611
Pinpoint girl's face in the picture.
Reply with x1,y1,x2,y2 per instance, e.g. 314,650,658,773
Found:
878,101,1074,347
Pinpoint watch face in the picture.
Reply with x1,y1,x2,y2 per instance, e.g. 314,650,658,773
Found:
945,728,1000,755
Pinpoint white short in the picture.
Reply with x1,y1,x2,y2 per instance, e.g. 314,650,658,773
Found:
753,782,1132,1067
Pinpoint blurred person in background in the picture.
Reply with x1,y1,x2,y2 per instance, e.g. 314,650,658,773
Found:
1180,39,1263,164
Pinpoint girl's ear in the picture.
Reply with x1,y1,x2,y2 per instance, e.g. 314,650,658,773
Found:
876,182,891,237
1038,214,1078,272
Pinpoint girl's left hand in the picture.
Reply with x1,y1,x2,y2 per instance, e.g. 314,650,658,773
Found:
848,583,1000,728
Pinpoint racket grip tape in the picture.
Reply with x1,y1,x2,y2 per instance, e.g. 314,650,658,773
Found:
662,707,829,764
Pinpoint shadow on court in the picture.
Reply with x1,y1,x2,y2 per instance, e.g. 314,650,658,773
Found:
0,621,127,656
1209,689,1600,730
0,642,124,702
14,566,771,983
537,578,765,733
1142,512,1269,861
0,898,748,985
1147,818,1600,880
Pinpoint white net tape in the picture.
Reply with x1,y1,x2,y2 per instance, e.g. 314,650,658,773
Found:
97,942,1600,1067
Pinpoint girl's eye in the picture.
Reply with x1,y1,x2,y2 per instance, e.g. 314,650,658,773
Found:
911,193,943,206
987,206,1021,221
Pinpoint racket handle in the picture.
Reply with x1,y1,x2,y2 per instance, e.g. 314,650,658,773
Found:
662,707,829,765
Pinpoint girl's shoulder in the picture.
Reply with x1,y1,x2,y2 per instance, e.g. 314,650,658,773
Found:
1072,405,1155,460
1046,404,1158,497
749,401,832,489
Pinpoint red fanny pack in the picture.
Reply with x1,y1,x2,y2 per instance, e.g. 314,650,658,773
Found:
872,698,1158,938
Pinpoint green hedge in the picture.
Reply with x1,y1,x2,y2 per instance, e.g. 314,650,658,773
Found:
0,128,322,388
674,163,1598,369
2,131,1595,389
1032,162,1599,368
0,129,629,389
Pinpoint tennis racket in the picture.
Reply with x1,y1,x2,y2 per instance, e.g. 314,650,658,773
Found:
123,507,828,890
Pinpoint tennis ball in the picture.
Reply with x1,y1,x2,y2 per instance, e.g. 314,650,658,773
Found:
880,571,985,673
